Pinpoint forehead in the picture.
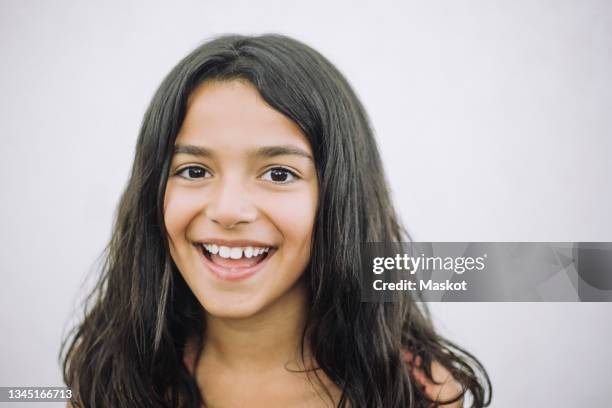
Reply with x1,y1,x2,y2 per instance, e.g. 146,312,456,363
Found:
176,80,311,151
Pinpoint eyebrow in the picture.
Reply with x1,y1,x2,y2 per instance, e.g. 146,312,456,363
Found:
173,143,313,161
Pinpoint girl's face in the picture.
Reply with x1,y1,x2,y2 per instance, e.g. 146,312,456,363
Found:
164,80,318,319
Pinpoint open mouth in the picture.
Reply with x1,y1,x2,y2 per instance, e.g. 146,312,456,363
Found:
195,243,277,281
199,243,273,268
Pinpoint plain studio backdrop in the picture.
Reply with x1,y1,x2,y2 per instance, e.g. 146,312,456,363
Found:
1,1,611,406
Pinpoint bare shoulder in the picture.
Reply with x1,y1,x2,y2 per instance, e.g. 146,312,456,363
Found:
401,349,464,407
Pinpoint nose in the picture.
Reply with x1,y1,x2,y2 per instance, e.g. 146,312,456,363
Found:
205,175,257,229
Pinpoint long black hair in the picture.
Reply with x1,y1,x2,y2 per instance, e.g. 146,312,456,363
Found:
62,33,492,407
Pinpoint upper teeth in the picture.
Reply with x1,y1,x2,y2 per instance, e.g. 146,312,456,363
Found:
202,244,270,259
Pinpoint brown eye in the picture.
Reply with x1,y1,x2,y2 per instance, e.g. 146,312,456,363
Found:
176,166,211,180
261,167,298,184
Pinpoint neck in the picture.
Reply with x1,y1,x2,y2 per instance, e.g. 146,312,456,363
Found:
201,277,311,373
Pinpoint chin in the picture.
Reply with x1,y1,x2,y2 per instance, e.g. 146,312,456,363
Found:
199,294,267,320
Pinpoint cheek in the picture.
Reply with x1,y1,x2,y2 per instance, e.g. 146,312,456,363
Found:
262,188,318,253
163,184,201,245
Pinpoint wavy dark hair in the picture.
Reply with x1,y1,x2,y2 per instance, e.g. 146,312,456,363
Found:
61,33,492,407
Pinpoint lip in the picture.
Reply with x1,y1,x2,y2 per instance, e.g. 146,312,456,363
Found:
195,244,277,282
194,238,276,248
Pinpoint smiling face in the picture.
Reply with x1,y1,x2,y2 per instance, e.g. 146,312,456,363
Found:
163,80,318,319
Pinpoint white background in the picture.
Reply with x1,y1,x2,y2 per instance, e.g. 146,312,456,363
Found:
1,1,611,406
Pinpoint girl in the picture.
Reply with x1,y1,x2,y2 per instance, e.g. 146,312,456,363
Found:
62,34,491,407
